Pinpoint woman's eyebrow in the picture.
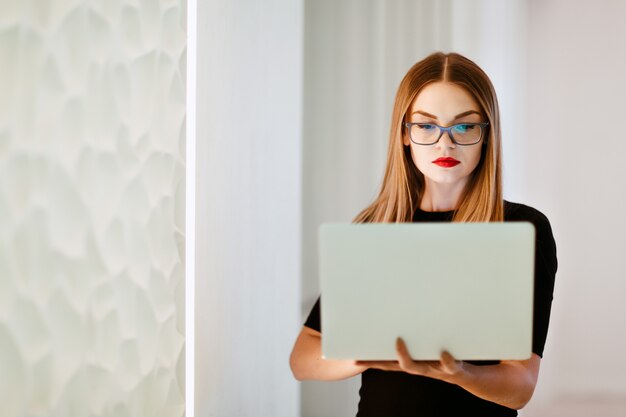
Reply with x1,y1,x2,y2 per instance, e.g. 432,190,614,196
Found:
412,110,438,119
453,110,481,119
412,110,481,120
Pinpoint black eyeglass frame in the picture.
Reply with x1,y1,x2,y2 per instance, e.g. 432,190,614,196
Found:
404,122,490,146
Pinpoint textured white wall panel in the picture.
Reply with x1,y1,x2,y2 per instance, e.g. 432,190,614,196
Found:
0,1,187,416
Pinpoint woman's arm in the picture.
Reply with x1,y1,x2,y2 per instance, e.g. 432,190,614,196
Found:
452,354,540,410
357,338,541,410
289,326,368,381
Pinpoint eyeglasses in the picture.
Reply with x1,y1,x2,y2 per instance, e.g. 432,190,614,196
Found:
404,122,489,146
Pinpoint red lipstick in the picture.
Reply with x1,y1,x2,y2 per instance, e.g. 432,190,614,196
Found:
433,157,460,168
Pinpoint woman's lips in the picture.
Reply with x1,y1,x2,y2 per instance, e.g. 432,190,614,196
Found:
432,157,460,168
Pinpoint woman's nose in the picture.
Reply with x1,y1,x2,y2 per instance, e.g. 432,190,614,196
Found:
436,130,457,149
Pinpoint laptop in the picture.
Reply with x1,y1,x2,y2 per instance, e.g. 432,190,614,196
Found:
318,222,535,361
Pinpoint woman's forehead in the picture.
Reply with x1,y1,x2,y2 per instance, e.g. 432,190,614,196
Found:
409,82,481,119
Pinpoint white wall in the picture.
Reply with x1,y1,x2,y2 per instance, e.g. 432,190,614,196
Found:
521,1,626,415
194,0,303,416
0,1,187,416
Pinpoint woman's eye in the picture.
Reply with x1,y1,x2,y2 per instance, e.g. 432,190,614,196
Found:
454,124,474,133
418,124,436,131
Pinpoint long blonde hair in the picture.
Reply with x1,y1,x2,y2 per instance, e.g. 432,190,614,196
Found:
353,52,504,224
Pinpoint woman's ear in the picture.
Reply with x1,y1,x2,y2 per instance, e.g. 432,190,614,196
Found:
402,129,410,147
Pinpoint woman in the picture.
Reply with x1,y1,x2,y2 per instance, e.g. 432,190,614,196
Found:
289,52,557,416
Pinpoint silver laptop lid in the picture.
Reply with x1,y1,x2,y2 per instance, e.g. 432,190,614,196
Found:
319,222,535,361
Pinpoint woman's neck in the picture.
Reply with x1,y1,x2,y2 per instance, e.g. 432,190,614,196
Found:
419,179,467,212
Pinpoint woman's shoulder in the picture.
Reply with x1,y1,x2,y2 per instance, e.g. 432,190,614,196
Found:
503,200,555,241
504,200,551,224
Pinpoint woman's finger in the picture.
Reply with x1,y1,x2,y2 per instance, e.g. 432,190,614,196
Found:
396,337,416,370
439,350,462,375
396,338,435,375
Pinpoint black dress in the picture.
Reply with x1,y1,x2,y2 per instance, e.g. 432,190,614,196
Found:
303,201,558,417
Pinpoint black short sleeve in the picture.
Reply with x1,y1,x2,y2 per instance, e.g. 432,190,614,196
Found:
304,296,321,332
505,202,558,357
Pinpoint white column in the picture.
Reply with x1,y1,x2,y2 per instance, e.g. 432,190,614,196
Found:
195,1,303,416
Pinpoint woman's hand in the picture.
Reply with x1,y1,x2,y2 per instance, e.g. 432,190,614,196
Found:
355,337,464,383
356,337,541,410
